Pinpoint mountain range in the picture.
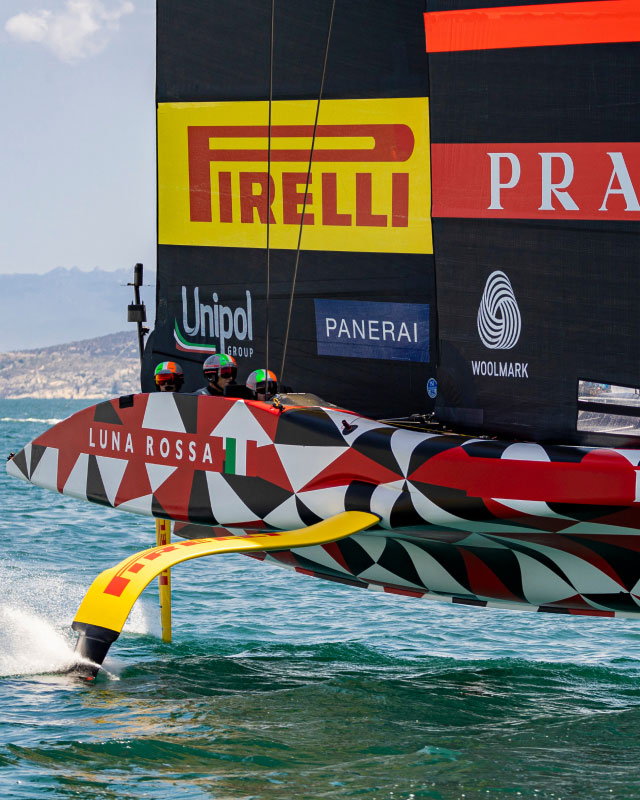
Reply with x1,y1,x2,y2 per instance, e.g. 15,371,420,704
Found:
0,267,156,353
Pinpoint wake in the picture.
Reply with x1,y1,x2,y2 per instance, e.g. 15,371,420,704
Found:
0,417,62,425
0,566,158,678
0,605,79,677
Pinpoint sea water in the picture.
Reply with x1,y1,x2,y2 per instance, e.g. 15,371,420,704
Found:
2,398,640,799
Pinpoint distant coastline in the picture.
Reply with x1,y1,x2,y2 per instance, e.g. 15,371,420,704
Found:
0,331,141,399
0,267,155,352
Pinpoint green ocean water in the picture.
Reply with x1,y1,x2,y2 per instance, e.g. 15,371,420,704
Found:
2,398,640,800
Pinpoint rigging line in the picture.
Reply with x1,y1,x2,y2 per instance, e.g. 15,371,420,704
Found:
265,0,275,385
279,0,336,386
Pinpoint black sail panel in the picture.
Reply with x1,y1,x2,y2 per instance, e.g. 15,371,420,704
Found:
147,0,640,443
145,0,437,421
425,0,640,444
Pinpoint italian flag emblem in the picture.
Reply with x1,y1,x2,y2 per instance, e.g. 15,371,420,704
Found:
223,437,248,476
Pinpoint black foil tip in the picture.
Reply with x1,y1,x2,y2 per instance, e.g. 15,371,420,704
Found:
71,622,120,679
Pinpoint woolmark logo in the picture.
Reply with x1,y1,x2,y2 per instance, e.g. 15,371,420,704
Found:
174,287,254,358
477,271,521,350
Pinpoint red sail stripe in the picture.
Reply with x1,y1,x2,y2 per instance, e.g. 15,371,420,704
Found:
431,142,640,222
424,1,640,53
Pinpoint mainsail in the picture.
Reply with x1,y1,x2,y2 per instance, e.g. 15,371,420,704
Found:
144,0,640,444
144,0,437,421
426,0,640,445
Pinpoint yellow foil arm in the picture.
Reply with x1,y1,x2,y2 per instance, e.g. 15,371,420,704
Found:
73,511,379,648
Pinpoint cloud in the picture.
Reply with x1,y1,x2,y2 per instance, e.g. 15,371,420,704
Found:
5,0,134,63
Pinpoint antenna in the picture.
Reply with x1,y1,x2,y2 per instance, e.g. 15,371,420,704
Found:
127,262,148,365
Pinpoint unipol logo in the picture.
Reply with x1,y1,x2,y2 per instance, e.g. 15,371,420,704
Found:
477,271,521,350
174,287,254,358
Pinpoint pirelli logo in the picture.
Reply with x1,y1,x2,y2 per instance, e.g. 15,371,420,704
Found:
158,98,432,254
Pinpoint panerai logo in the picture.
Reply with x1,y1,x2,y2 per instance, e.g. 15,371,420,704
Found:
473,271,528,379
315,299,430,362
174,287,254,357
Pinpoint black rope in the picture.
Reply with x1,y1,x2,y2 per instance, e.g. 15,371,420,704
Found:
279,0,336,386
265,0,275,385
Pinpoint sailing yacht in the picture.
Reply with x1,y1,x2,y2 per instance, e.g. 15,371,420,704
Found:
7,1,640,665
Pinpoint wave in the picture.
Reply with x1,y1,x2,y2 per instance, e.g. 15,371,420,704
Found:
0,417,62,424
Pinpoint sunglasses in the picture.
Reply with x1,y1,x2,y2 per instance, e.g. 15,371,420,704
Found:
220,366,237,379
256,381,277,394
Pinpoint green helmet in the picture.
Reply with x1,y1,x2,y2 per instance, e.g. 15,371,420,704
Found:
246,369,278,396
203,353,237,382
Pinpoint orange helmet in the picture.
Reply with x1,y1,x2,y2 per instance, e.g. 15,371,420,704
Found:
154,361,184,390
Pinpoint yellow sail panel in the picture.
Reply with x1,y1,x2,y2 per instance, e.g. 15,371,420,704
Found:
73,511,379,635
158,97,432,254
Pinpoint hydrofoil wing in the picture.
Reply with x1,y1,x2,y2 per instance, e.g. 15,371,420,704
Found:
72,510,379,675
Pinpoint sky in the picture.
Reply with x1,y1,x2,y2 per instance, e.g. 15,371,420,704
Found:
0,0,156,275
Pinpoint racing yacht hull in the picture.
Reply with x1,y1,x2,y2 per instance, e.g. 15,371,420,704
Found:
8,393,640,618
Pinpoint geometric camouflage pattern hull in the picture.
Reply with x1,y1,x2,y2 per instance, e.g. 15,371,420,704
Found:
7,393,640,618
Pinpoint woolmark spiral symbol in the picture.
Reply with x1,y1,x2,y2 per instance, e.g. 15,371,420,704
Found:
477,271,521,350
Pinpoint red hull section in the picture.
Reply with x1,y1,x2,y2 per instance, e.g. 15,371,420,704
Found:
7,393,640,616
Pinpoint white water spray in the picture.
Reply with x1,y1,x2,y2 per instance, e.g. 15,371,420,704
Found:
0,564,159,677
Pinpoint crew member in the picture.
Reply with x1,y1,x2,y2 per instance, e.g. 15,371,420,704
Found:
154,361,184,393
196,353,238,396
246,368,278,401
